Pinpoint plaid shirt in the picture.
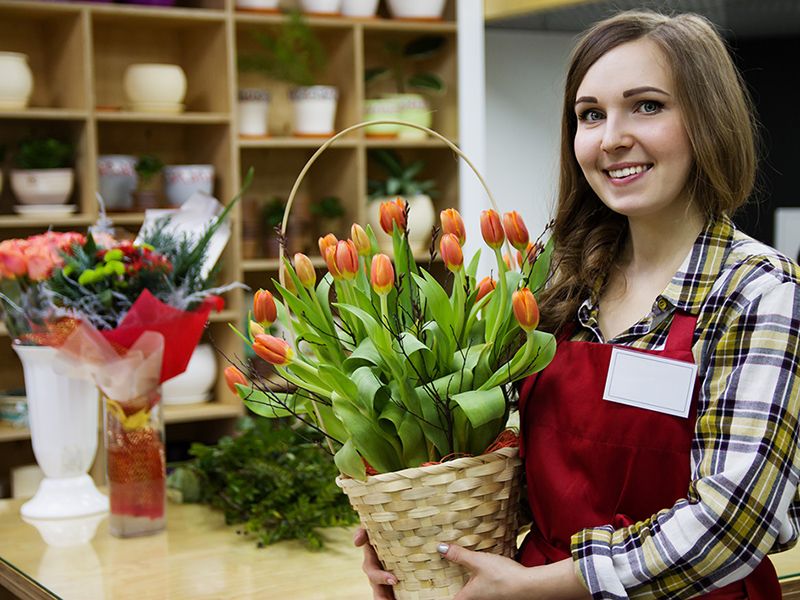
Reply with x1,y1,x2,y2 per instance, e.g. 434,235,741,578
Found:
568,215,800,599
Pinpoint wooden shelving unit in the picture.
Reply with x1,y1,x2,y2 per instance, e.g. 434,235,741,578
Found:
0,0,460,495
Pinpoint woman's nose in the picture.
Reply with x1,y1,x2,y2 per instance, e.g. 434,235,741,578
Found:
600,115,633,153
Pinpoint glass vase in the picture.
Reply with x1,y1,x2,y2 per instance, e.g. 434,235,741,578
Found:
103,387,166,538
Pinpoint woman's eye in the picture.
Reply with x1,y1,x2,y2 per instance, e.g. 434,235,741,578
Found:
637,100,663,114
578,108,604,122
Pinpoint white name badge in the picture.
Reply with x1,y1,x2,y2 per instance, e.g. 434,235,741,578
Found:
602,347,697,418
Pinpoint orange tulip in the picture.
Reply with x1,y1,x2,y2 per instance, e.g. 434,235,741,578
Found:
503,252,514,270
370,254,394,296
253,289,277,326
475,276,496,302
294,253,316,288
351,224,371,256
502,211,529,251
249,320,265,340
279,261,297,294
480,209,504,249
440,208,466,245
335,240,359,280
439,233,464,273
512,287,540,333
324,245,343,280
318,233,338,258
253,334,293,366
379,198,407,235
224,366,247,394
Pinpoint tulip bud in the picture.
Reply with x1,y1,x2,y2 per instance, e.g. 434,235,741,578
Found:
370,254,394,296
324,245,343,280
475,276,496,302
253,289,277,326
253,334,294,366
440,208,466,245
503,211,530,251
519,242,537,266
318,233,338,258
351,224,371,256
249,320,266,340
224,366,247,394
334,240,359,281
480,209,504,249
279,261,297,294
379,198,407,235
512,287,540,333
294,253,316,288
439,233,464,273
503,252,514,271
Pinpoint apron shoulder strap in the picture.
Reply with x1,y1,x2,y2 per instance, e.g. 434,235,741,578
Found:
664,312,698,353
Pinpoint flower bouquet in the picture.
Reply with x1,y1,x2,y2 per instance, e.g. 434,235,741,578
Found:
227,122,556,599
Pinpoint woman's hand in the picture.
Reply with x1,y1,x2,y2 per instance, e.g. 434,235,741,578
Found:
353,527,397,600
439,544,591,600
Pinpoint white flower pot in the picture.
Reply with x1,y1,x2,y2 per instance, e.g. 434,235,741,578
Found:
386,93,431,139
0,52,33,110
368,194,435,255
123,63,187,110
238,88,270,138
364,98,400,138
162,344,217,405
299,0,341,15
163,164,214,207
342,0,378,17
386,0,446,20
12,344,108,520
235,0,279,11
98,155,138,211
290,86,338,137
11,168,74,205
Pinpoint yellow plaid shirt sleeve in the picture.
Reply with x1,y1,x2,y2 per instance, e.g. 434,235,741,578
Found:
568,217,800,599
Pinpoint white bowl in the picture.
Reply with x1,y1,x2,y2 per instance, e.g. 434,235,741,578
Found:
163,164,214,207
123,63,187,106
11,169,74,205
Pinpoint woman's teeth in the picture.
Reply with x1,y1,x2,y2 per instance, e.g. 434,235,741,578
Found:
607,165,650,178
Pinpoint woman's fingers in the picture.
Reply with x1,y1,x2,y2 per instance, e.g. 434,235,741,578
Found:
354,527,398,598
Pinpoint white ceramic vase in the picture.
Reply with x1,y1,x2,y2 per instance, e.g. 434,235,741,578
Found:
368,194,436,255
11,169,74,205
162,344,217,405
123,63,187,113
238,88,270,137
12,344,108,520
235,0,279,11
98,155,138,211
299,0,341,15
386,0,446,20
342,0,379,17
290,86,338,137
0,52,33,110
163,164,215,207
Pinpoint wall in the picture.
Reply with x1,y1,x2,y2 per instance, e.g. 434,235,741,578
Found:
484,29,574,253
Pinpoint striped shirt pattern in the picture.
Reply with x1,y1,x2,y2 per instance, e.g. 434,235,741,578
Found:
569,216,800,599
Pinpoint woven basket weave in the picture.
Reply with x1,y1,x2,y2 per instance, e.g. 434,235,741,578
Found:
337,446,522,600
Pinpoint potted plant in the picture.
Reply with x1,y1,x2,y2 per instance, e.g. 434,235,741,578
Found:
262,196,286,257
367,148,437,254
341,0,378,18
298,0,341,16
133,154,164,210
238,12,336,137
10,138,74,207
365,35,447,139
386,0,447,21
310,195,345,238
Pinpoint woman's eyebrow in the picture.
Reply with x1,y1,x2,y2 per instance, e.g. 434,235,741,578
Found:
623,86,670,97
575,96,596,105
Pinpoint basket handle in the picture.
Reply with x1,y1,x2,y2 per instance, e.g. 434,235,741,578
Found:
280,120,500,261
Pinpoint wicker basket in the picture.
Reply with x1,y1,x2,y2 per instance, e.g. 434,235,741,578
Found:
337,447,522,600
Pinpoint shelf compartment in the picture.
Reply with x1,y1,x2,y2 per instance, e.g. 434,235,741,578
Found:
0,7,87,111
0,109,89,121
95,111,230,124
92,17,230,113
237,136,359,149
89,4,226,23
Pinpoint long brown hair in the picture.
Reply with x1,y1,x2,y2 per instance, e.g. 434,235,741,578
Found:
538,10,758,333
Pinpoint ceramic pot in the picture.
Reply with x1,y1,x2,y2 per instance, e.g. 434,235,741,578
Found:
290,86,338,137
235,0,279,11
299,0,341,15
386,0,446,20
11,169,74,205
123,63,186,109
368,194,435,255
238,88,270,138
386,93,431,139
12,344,108,520
342,0,378,17
364,98,400,138
98,155,138,211
0,52,33,110
163,164,214,207
162,344,217,405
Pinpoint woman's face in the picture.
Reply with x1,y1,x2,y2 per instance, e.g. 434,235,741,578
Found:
573,38,694,223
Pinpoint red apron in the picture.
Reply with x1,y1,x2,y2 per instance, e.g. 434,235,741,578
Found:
517,313,781,599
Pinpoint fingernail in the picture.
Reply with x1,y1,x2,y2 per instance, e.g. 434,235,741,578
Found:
386,576,397,586
437,543,449,555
